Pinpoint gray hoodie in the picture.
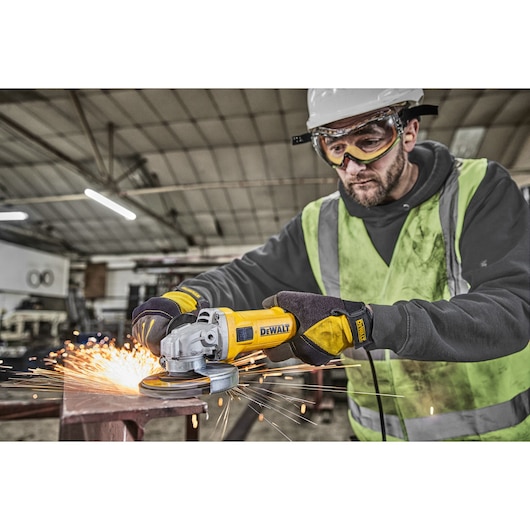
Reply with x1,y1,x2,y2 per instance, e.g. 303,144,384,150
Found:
179,141,530,362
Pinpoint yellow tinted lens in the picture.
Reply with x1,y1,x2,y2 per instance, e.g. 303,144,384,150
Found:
318,116,399,167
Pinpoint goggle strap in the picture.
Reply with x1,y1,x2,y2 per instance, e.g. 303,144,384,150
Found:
291,132,312,145
400,104,439,123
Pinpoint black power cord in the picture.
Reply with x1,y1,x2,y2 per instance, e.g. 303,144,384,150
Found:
365,350,386,441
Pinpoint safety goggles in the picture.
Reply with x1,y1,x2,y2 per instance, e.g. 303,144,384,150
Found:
310,108,404,169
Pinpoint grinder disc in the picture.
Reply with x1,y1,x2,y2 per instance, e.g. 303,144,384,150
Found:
139,362,239,399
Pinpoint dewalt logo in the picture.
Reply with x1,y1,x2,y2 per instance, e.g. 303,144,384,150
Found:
356,318,366,342
260,324,291,336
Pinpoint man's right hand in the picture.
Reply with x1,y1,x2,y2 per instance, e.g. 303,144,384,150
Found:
131,290,202,355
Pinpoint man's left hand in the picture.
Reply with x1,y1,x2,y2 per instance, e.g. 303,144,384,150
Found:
262,291,374,365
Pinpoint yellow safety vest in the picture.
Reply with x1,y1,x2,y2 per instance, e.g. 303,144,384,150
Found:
301,159,530,441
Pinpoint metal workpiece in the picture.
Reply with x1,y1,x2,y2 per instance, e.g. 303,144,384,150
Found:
0,387,208,441
59,388,208,441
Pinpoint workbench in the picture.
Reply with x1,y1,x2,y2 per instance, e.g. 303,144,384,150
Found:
0,388,208,441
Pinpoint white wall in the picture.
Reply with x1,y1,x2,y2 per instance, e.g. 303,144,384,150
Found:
0,240,70,313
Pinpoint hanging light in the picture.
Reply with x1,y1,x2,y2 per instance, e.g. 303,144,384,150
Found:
0,211,29,221
84,189,136,220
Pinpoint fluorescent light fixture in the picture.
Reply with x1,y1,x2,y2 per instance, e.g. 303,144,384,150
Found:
84,189,136,220
0,211,29,221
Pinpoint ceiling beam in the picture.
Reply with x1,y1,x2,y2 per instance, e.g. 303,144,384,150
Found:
0,111,106,186
0,111,189,242
69,90,111,184
1,176,338,206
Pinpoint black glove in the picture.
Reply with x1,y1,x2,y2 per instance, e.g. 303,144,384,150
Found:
131,288,206,355
262,291,373,366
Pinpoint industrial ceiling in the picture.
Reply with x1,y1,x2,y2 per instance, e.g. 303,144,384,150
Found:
0,89,529,264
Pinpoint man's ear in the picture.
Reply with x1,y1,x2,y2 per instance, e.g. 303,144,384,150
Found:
403,119,420,152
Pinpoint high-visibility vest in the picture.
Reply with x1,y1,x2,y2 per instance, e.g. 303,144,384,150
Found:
301,158,530,441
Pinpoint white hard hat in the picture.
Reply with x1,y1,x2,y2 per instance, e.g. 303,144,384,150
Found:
306,89,424,130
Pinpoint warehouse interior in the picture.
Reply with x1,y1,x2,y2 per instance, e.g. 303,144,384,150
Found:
0,88,529,445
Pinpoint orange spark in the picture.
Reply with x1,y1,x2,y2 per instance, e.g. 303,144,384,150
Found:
3,337,163,396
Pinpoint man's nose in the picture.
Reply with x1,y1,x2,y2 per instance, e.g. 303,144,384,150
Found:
342,156,367,175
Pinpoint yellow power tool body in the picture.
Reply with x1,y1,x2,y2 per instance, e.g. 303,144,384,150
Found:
139,307,297,399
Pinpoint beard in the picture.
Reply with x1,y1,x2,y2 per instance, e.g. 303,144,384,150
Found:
343,143,406,207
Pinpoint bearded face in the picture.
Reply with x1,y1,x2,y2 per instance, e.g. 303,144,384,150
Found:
338,141,407,207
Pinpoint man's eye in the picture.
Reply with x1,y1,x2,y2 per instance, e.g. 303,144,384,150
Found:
329,143,346,155
358,137,385,151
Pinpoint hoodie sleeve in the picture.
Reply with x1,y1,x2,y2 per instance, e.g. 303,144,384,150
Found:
371,161,530,362
176,214,321,310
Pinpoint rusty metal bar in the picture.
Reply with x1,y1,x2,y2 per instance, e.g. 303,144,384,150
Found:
0,398,61,421
59,388,208,441
0,391,207,441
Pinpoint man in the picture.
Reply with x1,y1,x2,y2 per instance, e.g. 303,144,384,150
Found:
132,89,530,441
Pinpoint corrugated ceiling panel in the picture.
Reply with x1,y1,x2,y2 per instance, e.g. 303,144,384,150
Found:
271,182,299,210
115,126,159,153
278,89,308,111
143,153,176,186
254,113,285,143
192,148,221,181
25,99,78,134
246,185,275,211
205,187,232,211
290,142,319,178
3,165,50,197
162,157,189,188
0,139,45,165
238,145,267,180
224,116,260,144
210,90,247,116
177,90,219,119
45,132,94,160
109,90,158,124
462,92,512,126
181,189,212,214
82,91,133,127
169,121,205,149
491,91,530,125
481,125,525,166
244,89,280,113
140,90,191,122
513,134,530,169
263,143,291,179
284,109,309,137
222,186,255,213
214,146,245,180
0,103,58,136
197,118,232,147
139,124,180,151
256,210,283,234
1,89,527,259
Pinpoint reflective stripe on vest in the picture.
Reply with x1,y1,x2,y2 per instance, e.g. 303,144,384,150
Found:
347,386,530,441
301,158,530,441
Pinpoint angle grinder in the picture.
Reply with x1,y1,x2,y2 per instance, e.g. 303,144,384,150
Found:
139,306,297,399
